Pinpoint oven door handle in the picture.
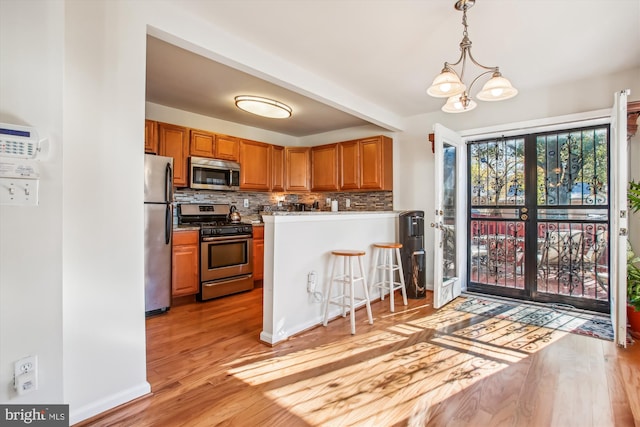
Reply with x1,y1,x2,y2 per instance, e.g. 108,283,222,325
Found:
201,235,252,243
202,274,253,287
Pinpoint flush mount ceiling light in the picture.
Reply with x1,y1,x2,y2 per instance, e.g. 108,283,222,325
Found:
427,0,518,113
234,95,292,119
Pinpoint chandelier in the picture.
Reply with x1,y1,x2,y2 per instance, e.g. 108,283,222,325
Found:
427,0,517,113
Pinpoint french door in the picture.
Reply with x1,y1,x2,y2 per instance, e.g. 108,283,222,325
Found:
467,125,612,312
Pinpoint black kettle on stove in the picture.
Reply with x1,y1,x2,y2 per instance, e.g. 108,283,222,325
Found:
229,205,241,223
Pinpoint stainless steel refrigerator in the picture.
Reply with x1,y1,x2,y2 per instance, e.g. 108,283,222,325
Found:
144,154,173,315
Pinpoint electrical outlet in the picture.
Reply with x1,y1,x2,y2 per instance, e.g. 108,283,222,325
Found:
14,355,37,395
307,271,317,292
345,198,351,208
243,199,249,208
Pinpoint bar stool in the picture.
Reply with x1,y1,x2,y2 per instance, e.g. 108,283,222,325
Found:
323,249,373,335
370,242,407,312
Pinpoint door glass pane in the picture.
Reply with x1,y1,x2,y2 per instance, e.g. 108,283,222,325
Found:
469,138,526,289
443,143,456,280
536,128,608,206
468,125,610,312
536,126,609,304
470,138,525,206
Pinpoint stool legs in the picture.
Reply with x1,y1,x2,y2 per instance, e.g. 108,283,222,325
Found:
358,255,374,328
323,251,372,335
395,247,408,307
371,245,408,312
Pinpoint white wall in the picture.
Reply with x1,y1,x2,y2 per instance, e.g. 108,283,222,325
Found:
61,2,150,422
261,213,397,344
0,0,64,405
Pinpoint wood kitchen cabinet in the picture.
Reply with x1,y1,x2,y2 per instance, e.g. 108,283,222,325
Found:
270,145,285,192
285,146,310,192
144,120,158,154
214,134,240,162
338,135,393,191
239,139,271,191
190,129,216,158
252,225,264,284
171,230,199,297
339,140,360,190
158,122,189,187
359,136,393,190
311,143,339,191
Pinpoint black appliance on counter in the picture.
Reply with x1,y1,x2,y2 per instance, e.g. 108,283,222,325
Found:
399,210,426,299
178,204,253,301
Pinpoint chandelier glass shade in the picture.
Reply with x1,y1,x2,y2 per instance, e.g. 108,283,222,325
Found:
234,95,292,119
428,0,517,113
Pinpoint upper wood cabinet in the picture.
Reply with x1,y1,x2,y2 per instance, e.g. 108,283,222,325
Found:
285,147,310,192
190,129,215,158
337,135,393,191
311,143,339,191
271,145,285,192
144,120,158,154
158,122,189,187
339,140,360,190
239,139,271,191
359,136,393,190
215,134,240,162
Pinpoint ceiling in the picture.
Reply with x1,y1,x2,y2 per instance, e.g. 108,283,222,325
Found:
146,0,640,137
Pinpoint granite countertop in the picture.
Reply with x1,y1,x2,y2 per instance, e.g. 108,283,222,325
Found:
264,210,398,216
173,225,200,231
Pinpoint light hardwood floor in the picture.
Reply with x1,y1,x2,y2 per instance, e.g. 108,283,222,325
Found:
79,288,639,426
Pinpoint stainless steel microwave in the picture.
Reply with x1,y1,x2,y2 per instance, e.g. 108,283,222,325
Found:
189,156,240,191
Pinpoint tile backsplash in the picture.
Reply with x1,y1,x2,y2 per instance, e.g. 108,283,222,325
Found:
173,189,393,223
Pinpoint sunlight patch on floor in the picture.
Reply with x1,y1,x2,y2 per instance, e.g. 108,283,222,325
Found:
227,306,570,426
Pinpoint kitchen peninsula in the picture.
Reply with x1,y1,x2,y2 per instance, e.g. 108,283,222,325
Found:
260,211,398,345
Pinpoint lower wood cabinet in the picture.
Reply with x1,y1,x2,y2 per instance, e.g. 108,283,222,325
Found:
253,226,264,283
172,230,199,297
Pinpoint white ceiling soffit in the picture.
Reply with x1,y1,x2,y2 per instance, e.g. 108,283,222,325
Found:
146,0,640,137
146,35,391,137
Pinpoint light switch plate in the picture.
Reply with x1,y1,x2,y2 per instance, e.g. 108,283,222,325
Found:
0,177,39,206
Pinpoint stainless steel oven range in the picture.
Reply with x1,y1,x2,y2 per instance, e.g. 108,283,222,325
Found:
178,203,253,301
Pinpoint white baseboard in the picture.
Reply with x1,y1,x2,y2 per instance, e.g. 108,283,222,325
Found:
70,381,151,425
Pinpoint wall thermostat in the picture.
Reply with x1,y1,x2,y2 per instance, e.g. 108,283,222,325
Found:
0,123,42,206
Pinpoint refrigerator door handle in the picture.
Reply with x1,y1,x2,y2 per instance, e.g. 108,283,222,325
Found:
165,162,173,203
165,203,171,245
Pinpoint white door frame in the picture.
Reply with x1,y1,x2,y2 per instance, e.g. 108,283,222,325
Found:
432,123,467,309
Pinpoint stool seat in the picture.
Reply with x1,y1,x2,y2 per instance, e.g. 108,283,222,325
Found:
332,249,366,257
370,242,408,312
373,242,402,249
323,249,373,335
